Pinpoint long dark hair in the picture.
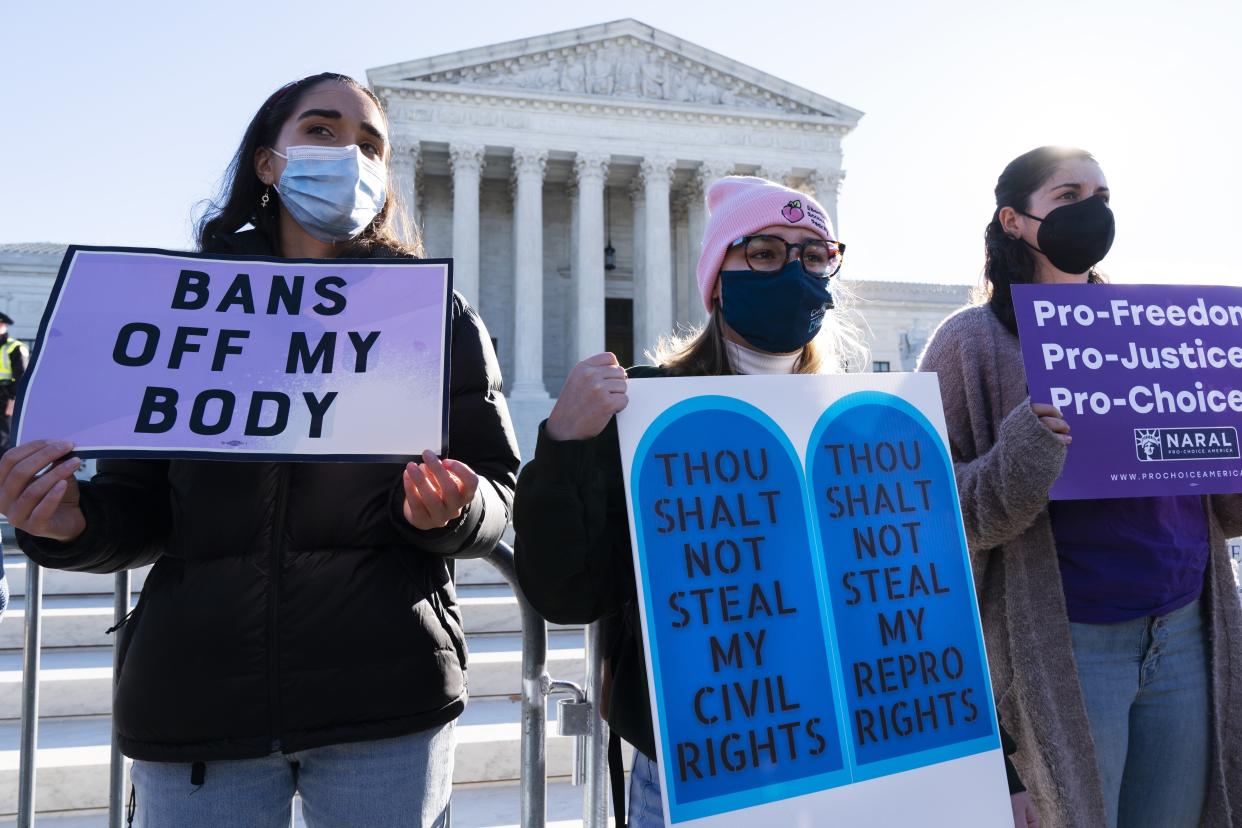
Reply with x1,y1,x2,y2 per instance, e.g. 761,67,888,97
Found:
983,145,1104,334
196,72,417,256
654,308,823,376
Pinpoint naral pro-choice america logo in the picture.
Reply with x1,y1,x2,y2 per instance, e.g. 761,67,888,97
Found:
1135,427,1240,462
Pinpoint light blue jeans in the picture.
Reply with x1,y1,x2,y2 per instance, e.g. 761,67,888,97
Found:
628,751,665,828
130,722,454,828
1069,597,1209,828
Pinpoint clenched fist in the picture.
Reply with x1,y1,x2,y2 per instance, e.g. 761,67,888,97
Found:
545,352,629,442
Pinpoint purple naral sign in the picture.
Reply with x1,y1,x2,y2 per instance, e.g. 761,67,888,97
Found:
1012,283,1242,500
13,246,452,462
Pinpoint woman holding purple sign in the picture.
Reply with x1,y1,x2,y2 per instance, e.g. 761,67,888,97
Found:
0,73,520,827
920,145,1242,828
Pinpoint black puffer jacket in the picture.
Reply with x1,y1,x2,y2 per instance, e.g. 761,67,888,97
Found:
19,230,520,761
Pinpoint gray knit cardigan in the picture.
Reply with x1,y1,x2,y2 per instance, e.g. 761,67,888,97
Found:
919,303,1242,827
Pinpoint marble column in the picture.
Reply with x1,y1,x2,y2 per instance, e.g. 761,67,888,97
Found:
671,194,691,331
565,179,579,366
809,169,845,237
449,143,485,304
390,139,421,247
684,179,706,326
686,162,732,323
698,161,734,195
510,148,549,399
628,176,646,339
757,165,793,187
637,157,675,360
573,152,610,360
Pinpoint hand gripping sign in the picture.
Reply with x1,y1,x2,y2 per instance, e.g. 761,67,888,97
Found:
616,373,1010,827
1013,283,1242,499
13,246,452,461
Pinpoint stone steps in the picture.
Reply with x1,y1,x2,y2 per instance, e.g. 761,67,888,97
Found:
0,631,585,719
1,527,603,822
0,698,579,816
1,554,507,597
1,558,148,598
0,584,574,651
0,779,608,827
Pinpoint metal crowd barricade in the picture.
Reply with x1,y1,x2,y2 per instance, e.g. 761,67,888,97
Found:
108,571,131,828
481,541,610,828
16,540,610,828
16,565,130,828
16,560,41,828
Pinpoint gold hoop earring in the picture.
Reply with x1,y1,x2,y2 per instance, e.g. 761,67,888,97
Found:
260,187,271,209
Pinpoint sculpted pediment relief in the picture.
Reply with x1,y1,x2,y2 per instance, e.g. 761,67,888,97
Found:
392,36,851,120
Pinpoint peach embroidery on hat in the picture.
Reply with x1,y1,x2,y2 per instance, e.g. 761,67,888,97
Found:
781,200,804,223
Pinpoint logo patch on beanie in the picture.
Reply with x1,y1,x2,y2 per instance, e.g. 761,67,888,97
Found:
780,200,804,223
805,202,829,234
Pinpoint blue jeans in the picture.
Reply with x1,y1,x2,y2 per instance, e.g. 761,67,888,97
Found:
131,722,454,828
628,751,665,828
1069,597,1209,828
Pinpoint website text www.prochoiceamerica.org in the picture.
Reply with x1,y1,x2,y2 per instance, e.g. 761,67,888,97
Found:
1111,468,1242,483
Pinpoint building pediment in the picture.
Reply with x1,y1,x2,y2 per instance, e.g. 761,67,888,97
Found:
369,19,862,125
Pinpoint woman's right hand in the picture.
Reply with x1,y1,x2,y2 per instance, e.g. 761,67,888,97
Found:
0,440,86,542
545,353,629,442
1030,403,1071,446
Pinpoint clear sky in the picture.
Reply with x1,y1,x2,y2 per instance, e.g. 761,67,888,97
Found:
2,0,1237,287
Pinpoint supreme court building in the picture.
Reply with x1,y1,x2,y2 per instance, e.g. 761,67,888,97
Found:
363,19,976,448
0,20,977,459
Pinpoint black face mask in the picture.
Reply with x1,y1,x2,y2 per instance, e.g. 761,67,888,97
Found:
1018,194,1115,274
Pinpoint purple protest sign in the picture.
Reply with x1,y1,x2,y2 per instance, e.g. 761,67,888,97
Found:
13,246,452,461
1013,283,1242,500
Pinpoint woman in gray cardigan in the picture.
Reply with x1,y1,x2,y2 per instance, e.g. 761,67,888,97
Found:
920,145,1242,828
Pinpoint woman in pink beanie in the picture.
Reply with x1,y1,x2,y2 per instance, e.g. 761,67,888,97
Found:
649,175,865,374
516,174,1033,827
514,175,863,825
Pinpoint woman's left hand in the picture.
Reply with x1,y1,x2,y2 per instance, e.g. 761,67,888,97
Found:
402,451,479,530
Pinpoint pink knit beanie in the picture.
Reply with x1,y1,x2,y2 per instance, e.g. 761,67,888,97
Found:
696,176,835,312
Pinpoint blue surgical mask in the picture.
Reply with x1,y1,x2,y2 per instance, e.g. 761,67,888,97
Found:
719,260,834,354
272,145,387,243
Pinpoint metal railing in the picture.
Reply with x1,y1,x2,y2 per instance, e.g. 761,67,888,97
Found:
16,561,41,827
15,541,610,828
108,571,131,828
481,541,610,828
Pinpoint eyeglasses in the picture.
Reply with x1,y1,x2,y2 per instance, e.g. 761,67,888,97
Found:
730,234,845,278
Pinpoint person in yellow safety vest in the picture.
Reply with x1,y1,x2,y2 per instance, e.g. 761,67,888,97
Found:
0,312,29,450
0,311,19,621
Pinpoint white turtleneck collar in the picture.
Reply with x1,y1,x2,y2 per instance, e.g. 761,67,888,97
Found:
726,339,801,375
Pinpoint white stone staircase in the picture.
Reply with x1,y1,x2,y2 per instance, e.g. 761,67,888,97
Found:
0,521,602,826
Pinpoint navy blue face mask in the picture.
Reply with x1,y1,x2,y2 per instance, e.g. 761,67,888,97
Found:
719,260,835,354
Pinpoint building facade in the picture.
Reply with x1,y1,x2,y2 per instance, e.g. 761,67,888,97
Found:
366,20,860,412
0,244,65,344
0,21,979,458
